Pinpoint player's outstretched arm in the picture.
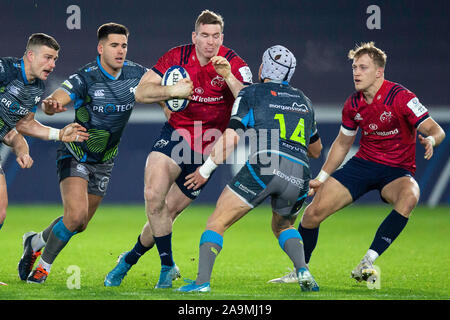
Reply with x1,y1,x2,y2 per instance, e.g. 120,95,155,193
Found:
135,69,193,104
417,117,446,160
15,113,89,142
211,56,244,98
2,129,33,169
185,128,240,190
41,89,72,115
308,129,355,196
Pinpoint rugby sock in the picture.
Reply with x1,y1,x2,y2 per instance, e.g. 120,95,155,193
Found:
298,224,319,264
278,229,307,271
154,233,174,267
368,209,408,259
0,223,3,231
124,235,154,265
42,216,63,242
31,232,46,252
196,230,223,285
29,216,63,253
41,219,77,266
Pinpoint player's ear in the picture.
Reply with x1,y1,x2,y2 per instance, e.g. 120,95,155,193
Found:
97,42,103,55
26,49,35,63
376,67,384,78
191,31,197,44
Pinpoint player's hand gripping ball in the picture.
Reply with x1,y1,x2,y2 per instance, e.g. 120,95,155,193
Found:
161,65,190,112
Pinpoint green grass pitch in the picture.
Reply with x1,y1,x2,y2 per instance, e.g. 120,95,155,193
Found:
0,204,448,300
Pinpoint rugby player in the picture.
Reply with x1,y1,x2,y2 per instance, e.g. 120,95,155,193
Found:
177,45,322,292
270,42,445,284
18,23,148,284
104,9,253,288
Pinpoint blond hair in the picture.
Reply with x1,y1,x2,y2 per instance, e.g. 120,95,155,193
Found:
195,10,224,32
348,42,387,68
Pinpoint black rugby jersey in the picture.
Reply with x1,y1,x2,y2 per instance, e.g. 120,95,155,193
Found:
229,81,319,168
58,56,147,163
0,57,45,140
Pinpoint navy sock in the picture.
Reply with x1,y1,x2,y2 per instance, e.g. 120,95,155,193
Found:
124,235,153,265
369,209,408,256
298,224,319,264
0,223,3,231
154,233,174,267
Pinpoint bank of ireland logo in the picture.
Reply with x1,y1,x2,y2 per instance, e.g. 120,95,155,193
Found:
194,87,204,95
369,123,378,131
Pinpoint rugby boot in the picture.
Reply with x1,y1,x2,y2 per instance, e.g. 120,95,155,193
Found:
104,252,133,287
18,232,42,281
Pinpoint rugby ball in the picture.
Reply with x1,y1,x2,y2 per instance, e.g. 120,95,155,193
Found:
161,65,190,112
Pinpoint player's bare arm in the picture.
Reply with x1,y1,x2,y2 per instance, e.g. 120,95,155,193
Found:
307,138,323,159
41,89,72,115
15,113,89,142
308,130,355,196
211,55,244,98
3,129,33,169
185,128,240,190
134,69,193,104
417,117,446,160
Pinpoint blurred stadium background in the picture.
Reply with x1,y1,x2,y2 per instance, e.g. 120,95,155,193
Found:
1,0,449,206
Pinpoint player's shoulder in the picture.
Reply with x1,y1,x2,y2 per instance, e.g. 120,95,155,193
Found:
76,59,98,77
0,57,21,78
383,79,415,105
0,56,20,69
122,59,148,77
164,43,195,62
218,45,246,64
343,91,361,109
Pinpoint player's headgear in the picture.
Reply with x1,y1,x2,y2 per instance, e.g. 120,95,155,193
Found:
260,45,296,83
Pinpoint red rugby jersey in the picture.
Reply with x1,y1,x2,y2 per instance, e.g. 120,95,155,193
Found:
341,80,429,174
152,44,252,154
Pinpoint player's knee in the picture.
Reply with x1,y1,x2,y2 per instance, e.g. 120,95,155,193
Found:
205,218,227,235
301,204,324,228
64,211,88,233
399,191,420,216
144,188,166,216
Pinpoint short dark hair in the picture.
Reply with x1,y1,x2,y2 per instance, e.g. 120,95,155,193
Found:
97,22,129,41
26,33,60,52
195,10,224,33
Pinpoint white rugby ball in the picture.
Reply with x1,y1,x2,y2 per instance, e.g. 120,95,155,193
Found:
161,65,190,112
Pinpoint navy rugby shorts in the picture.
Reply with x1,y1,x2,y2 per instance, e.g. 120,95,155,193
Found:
332,156,414,202
150,122,212,200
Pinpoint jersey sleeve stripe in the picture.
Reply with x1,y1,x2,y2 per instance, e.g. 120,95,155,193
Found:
179,46,186,66
184,45,193,65
151,67,164,78
351,93,359,109
387,87,406,106
224,49,237,62
414,114,430,128
341,124,358,136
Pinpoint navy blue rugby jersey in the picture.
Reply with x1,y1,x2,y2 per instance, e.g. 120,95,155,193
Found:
229,81,319,168
0,57,45,140
58,56,147,163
